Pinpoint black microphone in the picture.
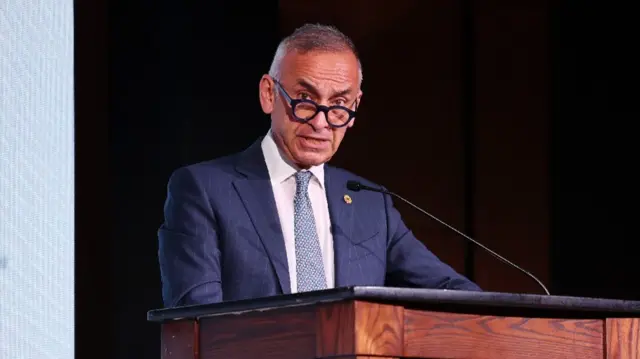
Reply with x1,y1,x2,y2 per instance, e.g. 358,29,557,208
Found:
346,180,551,295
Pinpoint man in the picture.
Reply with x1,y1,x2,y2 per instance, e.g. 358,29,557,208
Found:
158,24,480,308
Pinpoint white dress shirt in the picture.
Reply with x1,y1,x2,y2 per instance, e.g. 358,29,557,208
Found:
261,130,335,293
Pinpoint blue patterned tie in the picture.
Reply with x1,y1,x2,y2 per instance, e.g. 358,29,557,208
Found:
294,171,327,292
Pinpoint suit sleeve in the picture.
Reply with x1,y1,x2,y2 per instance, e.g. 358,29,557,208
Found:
158,166,223,307
383,191,482,291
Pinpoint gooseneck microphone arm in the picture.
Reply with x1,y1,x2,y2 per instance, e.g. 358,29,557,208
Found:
346,180,551,295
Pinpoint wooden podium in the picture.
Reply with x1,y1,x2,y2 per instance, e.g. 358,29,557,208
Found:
147,286,640,359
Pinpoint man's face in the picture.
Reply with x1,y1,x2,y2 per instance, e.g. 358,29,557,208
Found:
259,50,362,169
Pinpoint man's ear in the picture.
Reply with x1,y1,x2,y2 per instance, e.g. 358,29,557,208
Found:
259,75,275,114
348,90,363,128
356,90,363,107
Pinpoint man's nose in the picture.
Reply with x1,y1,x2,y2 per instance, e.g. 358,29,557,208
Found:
307,109,331,130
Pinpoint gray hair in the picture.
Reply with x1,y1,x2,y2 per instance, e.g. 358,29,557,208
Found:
268,23,363,86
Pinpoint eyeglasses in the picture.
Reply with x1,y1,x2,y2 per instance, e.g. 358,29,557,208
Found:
273,78,358,128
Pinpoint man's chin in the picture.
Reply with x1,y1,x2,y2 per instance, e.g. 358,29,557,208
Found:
297,136,333,151
293,151,331,168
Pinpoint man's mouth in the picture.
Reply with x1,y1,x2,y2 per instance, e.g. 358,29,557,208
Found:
299,135,331,148
301,136,329,142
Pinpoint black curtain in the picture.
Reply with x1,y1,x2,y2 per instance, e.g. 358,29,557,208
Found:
550,1,639,298
109,2,279,357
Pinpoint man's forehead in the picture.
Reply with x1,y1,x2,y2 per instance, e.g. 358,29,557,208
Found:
280,51,360,91
284,51,358,74
289,48,358,63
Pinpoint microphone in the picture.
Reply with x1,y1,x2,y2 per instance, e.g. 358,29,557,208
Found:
346,180,551,295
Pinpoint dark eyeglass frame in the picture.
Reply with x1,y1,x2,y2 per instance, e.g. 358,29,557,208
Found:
273,78,358,128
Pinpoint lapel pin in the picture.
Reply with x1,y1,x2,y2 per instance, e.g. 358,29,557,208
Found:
343,194,352,204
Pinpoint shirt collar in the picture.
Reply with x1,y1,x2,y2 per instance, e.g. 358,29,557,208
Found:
261,129,325,188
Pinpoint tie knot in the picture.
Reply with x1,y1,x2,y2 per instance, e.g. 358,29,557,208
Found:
295,171,313,193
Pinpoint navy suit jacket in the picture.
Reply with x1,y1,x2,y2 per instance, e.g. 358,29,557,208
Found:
158,138,481,308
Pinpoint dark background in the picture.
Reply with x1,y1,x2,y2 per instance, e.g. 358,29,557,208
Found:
76,1,638,358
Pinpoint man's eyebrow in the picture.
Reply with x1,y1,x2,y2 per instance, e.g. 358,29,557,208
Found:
295,79,354,98
332,88,353,98
295,79,321,97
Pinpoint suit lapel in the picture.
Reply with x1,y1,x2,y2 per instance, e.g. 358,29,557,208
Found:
324,167,355,287
233,139,291,294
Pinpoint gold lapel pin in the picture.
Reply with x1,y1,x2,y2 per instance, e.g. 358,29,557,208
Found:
343,194,352,204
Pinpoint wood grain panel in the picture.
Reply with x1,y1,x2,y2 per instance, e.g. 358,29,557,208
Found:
606,318,640,359
353,302,404,357
316,301,403,357
404,308,604,359
317,301,356,356
161,320,198,359
198,305,316,359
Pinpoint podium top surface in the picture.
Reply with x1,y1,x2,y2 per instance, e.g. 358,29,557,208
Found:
147,286,640,323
